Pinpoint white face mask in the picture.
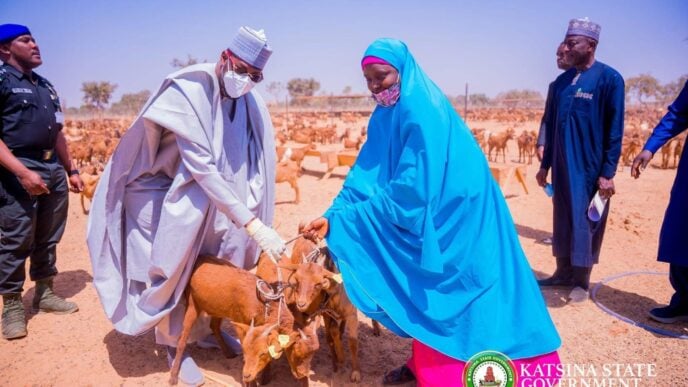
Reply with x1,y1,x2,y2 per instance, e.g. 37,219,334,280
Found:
223,70,255,99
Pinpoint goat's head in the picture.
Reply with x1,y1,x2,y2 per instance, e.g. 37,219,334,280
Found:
285,319,320,379
279,262,339,312
233,321,298,383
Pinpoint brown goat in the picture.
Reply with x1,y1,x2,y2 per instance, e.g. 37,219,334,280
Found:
674,137,683,168
79,171,100,215
290,231,381,337
279,261,363,383
169,255,295,386
289,143,316,169
284,317,320,386
516,130,535,164
255,252,321,386
660,139,674,169
487,128,515,163
275,160,300,204
343,136,363,150
619,135,642,171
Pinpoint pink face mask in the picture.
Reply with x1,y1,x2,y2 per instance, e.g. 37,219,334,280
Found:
372,75,401,107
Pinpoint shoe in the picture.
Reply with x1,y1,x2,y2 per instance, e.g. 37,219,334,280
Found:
32,277,78,314
537,275,574,287
382,364,416,385
568,287,589,304
2,294,27,340
167,346,205,386
196,331,242,356
648,306,688,324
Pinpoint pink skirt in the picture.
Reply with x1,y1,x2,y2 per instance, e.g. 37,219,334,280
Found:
407,340,561,387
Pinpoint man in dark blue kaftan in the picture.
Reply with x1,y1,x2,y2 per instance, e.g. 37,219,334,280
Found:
631,81,688,323
536,18,624,303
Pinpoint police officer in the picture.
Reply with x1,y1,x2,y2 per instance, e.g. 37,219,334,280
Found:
0,24,83,340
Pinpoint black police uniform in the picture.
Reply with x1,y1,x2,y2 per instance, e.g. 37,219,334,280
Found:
0,63,69,294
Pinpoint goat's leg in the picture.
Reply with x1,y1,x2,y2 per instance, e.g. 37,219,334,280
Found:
332,320,346,371
209,317,236,359
290,179,300,204
323,316,343,372
345,316,361,383
80,194,88,215
170,298,199,385
371,319,381,336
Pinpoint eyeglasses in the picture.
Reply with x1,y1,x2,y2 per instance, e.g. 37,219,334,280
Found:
228,56,264,83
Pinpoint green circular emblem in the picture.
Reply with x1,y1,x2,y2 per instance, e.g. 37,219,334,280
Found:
463,351,516,387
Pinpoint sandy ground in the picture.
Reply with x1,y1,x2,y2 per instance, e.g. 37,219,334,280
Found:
1,119,686,387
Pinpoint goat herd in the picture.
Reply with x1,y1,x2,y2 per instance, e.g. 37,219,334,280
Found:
59,107,684,385
170,230,382,386
66,108,683,215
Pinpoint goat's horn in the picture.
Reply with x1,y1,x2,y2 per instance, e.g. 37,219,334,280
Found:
298,328,307,341
260,322,279,338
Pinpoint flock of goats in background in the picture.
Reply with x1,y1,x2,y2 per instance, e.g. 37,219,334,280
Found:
62,106,686,385
68,106,686,214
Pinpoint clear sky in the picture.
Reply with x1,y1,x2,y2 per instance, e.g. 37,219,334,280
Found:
3,0,687,108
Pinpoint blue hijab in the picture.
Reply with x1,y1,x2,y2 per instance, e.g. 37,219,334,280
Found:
325,38,560,361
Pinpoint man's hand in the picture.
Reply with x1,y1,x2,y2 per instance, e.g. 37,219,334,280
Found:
18,170,49,196
631,150,653,179
536,145,544,162
597,176,616,199
301,217,329,242
68,174,84,193
245,218,286,262
535,168,548,188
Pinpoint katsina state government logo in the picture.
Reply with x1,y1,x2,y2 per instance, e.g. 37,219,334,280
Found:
464,351,516,387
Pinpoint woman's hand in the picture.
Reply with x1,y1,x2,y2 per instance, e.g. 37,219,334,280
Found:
301,217,329,242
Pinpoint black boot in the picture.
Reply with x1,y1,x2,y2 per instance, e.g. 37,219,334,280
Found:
32,277,78,314
572,266,592,290
2,293,27,340
537,256,574,286
569,266,593,303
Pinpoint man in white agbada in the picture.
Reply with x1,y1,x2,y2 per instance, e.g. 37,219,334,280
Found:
86,26,284,385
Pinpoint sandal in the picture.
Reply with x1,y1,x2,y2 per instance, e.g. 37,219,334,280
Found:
383,364,416,385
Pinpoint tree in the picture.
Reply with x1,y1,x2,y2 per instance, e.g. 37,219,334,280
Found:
625,74,661,105
287,78,320,99
265,81,284,104
81,81,117,111
110,90,152,115
659,74,688,105
469,93,491,106
170,54,204,69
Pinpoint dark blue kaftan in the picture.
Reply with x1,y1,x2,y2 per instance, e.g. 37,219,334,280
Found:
541,61,625,267
642,81,688,266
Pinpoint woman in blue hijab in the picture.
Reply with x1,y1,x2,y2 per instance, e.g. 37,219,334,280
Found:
303,39,561,385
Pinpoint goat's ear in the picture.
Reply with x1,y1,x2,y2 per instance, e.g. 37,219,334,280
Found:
232,322,250,342
276,332,297,349
322,269,342,289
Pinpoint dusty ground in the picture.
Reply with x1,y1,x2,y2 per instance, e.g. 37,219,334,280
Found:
1,118,686,386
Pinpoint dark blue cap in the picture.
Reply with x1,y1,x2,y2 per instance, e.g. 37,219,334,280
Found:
0,24,31,43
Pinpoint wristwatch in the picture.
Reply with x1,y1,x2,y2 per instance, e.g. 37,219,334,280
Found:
68,169,80,176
